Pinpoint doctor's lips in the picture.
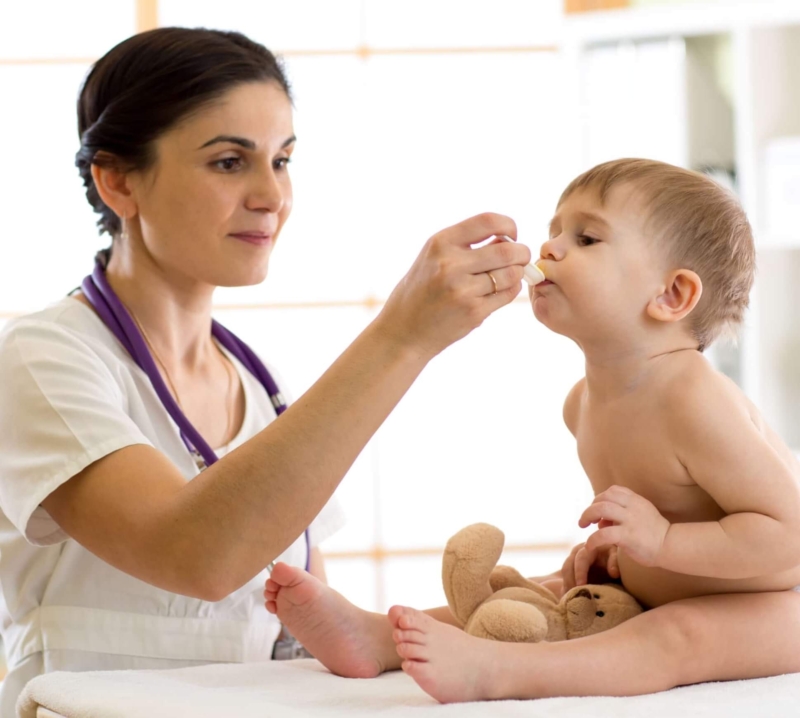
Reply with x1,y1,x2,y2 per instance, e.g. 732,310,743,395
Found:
229,231,273,246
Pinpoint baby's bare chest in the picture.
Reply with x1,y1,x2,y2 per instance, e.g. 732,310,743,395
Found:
576,405,723,523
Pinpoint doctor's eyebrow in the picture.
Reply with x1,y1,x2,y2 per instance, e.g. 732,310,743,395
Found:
197,135,297,151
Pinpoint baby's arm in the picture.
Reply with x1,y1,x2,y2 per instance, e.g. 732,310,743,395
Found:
560,379,622,588
582,373,800,580
660,375,800,578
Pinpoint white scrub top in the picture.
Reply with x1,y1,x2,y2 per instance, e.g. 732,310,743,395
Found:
0,297,345,717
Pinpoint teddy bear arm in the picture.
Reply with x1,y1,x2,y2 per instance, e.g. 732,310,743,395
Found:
490,566,559,601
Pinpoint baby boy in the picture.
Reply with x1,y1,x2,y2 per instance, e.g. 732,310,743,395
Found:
264,159,800,703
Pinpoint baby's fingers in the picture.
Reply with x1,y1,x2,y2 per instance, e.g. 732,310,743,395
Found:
573,545,597,586
579,501,625,529
585,527,622,556
561,542,584,592
606,545,620,578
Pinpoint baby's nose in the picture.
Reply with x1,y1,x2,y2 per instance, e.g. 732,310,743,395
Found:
539,237,561,261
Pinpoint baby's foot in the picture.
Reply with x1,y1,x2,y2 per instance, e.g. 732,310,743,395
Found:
389,605,508,703
264,562,396,678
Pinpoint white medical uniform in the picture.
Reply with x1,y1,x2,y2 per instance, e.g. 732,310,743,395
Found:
0,297,345,717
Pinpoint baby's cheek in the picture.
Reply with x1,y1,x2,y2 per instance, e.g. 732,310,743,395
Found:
531,295,550,324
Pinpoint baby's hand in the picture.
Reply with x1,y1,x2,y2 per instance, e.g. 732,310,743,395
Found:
563,541,620,590
579,485,670,570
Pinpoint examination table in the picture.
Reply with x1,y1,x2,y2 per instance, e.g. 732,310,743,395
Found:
19,658,800,717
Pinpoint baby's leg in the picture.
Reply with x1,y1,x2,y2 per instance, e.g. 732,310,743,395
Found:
390,589,800,703
264,563,458,677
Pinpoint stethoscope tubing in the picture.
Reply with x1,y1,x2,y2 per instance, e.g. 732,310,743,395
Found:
81,258,311,571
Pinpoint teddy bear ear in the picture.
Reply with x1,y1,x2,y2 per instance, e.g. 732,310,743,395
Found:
442,524,505,626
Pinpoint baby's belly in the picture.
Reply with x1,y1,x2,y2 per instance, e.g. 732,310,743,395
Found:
618,553,800,608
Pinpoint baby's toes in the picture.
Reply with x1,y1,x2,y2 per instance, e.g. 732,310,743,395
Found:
269,561,303,587
390,606,428,631
387,605,407,629
401,659,431,678
396,641,428,660
392,628,425,645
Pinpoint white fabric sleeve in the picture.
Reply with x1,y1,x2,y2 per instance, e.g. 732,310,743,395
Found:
0,321,153,546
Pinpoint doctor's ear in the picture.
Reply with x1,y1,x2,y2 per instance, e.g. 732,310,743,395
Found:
646,269,703,324
90,152,139,225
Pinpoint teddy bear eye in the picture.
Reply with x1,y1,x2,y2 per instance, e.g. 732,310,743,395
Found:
593,594,600,599
596,611,605,617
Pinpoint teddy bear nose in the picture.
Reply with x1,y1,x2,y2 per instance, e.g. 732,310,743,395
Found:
574,588,592,601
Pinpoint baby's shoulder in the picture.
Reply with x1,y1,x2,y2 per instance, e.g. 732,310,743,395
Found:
658,351,752,426
562,377,587,437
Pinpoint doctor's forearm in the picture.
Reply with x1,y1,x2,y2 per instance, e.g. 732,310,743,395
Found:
167,317,431,598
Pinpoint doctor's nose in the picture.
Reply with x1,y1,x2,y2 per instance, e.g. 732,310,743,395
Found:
245,169,287,214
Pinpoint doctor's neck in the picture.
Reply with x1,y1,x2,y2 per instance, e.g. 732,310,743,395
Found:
103,235,219,373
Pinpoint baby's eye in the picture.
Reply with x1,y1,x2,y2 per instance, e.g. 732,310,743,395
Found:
213,157,243,172
578,235,599,247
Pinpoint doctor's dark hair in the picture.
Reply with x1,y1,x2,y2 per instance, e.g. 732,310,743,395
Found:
75,27,292,237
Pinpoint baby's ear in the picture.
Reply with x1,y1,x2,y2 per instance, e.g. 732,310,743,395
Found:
646,269,703,324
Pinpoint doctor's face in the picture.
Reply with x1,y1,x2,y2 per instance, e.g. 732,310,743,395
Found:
126,80,295,288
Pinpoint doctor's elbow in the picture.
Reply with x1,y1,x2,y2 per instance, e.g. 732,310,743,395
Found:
183,562,260,603
161,554,239,602
196,583,232,603
176,572,234,603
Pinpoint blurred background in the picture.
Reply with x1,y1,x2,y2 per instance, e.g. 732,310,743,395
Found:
1,0,799,617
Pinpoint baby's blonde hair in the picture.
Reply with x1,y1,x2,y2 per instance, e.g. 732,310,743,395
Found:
559,158,755,352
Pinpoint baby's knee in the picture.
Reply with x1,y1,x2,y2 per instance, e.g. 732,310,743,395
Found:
646,603,710,683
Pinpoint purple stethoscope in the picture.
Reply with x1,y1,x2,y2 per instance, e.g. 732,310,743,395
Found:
81,255,311,572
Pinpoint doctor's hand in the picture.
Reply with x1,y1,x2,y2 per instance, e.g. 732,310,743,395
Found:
579,485,670,571
376,213,531,359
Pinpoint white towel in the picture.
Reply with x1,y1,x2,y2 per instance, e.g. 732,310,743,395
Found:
17,659,800,718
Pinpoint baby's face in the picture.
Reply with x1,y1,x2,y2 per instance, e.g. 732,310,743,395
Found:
531,184,665,345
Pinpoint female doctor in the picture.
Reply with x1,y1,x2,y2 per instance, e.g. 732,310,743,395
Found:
0,26,530,714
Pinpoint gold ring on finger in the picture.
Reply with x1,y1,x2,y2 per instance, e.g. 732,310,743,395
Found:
486,271,498,295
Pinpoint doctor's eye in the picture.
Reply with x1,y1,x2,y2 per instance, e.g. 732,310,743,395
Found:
274,157,292,170
213,157,244,172
577,235,599,247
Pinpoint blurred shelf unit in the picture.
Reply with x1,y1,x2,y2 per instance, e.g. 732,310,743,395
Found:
562,1,800,452
564,1,800,44
565,0,629,13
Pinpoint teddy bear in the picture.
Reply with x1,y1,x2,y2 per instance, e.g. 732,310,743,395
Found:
442,523,643,642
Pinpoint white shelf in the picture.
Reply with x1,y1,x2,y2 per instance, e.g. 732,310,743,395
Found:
564,1,800,46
